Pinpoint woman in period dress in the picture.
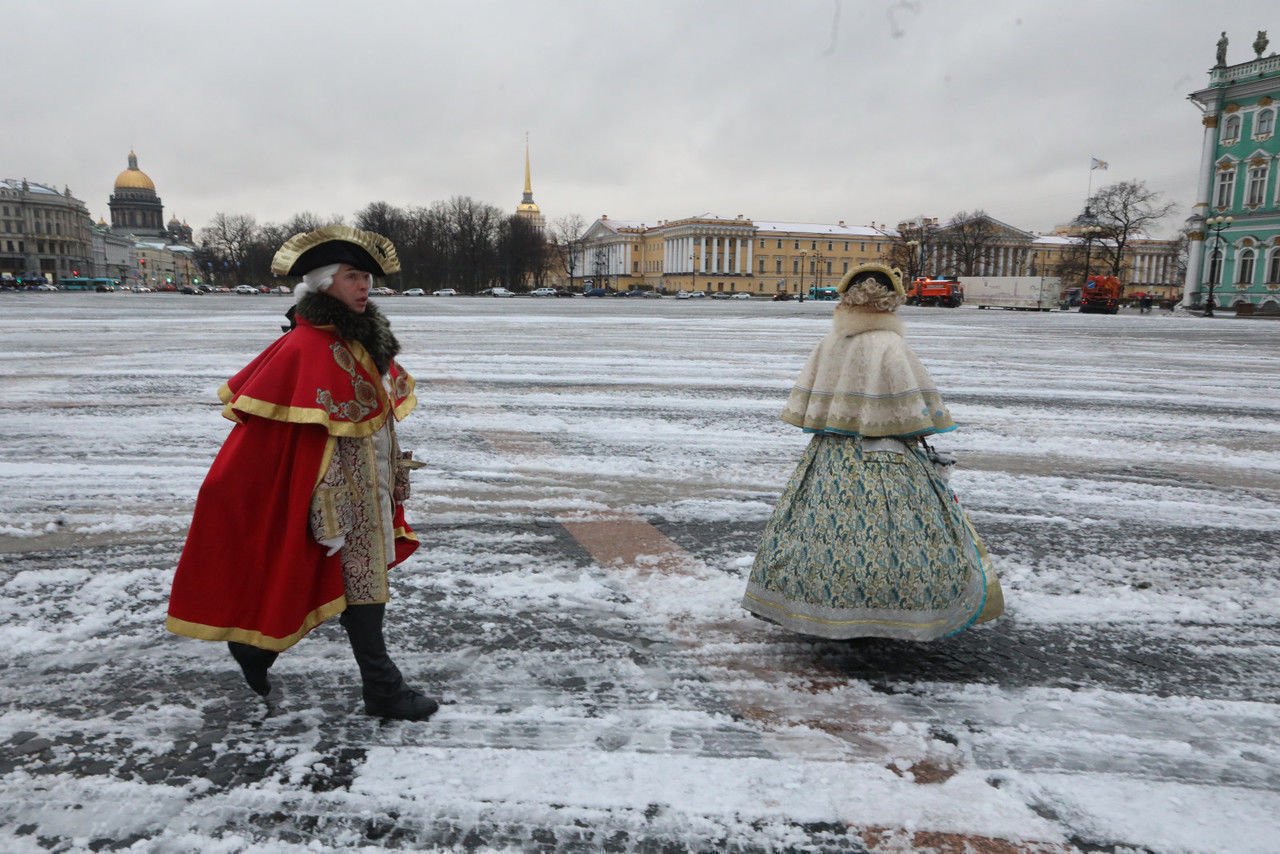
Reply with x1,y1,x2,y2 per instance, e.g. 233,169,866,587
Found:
742,263,1003,640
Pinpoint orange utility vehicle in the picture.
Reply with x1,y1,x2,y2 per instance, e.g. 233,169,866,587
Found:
906,277,964,307
1079,275,1122,314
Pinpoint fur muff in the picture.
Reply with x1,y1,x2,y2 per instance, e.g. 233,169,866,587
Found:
294,292,401,375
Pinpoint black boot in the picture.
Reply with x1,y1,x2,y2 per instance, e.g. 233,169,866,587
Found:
228,641,278,697
340,604,438,720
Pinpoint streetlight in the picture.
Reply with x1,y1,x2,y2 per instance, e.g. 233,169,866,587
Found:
798,251,806,300
905,239,920,282
1080,223,1104,286
1203,215,1233,317
689,250,696,294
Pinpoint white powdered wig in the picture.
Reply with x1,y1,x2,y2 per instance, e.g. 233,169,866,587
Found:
293,263,342,300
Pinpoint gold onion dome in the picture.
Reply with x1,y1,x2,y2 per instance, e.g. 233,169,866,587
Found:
114,150,156,191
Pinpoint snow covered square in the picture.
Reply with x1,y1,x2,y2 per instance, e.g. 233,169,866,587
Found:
1,293,1278,853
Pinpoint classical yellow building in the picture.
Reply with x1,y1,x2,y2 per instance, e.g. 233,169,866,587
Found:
574,214,895,294
572,211,1181,297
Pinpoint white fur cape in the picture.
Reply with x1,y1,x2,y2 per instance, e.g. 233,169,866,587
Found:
780,308,956,438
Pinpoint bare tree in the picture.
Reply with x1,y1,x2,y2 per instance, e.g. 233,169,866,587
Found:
548,213,587,288
496,215,547,291
939,210,998,276
1088,181,1176,277
884,217,939,282
200,213,258,285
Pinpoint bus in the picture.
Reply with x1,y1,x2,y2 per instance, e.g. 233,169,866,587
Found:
57,277,120,291
808,286,839,300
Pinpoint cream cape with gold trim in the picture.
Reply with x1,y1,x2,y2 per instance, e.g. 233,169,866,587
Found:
780,308,956,438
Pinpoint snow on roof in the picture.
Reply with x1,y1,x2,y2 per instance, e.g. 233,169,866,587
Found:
752,221,892,237
2,178,61,195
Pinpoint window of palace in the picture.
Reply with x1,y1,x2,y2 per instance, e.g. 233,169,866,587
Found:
1247,163,1269,207
1266,248,1280,283
793,241,799,250
810,240,816,250
1237,248,1256,284
844,242,849,251
827,241,832,251
1255,108,1275,138
776,259,782,273
842,261,849,273
792,260,799,273
759,259,765,272
1223,114,1242,144
1215,167,1236,208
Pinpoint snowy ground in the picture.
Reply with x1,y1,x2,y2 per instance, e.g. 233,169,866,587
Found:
1,293,1277,853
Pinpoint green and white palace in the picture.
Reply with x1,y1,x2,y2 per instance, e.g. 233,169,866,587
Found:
1184,30,1280,311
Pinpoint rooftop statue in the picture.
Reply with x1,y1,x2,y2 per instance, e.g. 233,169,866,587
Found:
1253,30,1269,59
1216,31,1228,66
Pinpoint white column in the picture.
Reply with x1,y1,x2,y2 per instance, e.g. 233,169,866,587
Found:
747,237,754,276
1183,117,1222,306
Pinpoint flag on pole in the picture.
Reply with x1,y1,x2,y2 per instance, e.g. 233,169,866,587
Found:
1090,157,1109,170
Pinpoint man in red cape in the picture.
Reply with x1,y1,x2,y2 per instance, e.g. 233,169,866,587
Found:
167,225,437,720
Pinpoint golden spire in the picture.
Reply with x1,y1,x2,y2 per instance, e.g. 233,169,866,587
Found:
517,132,540,213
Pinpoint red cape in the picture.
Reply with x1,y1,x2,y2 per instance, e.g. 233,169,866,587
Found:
166,319,418,651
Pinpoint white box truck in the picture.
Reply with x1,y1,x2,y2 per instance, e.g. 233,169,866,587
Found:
959,276,1061,311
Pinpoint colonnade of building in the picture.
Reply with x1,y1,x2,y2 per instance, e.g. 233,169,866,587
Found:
661,234,753,274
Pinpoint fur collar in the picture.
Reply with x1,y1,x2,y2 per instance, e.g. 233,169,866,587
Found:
830,307,905,338
293,292,400,375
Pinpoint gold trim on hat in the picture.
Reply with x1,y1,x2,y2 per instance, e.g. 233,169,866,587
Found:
836,261,905,295
270,224,401,276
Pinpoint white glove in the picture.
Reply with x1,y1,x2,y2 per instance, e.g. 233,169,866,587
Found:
318,535,345,557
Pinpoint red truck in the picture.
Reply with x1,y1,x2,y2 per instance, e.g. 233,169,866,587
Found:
1079,275,1122,314
907,277,964,307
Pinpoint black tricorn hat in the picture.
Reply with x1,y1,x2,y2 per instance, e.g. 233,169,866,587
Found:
270,225,400,277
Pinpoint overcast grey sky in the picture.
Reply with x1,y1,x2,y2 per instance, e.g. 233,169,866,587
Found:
10,1,1277,238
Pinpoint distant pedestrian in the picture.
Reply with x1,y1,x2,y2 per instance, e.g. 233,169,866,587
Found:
1139,295,1153,314
167,225,438,720
743,262,1003,640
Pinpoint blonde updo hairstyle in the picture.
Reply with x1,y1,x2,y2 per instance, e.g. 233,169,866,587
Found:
836,262,906,312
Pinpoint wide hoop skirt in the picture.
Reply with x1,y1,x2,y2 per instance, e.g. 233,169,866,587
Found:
743,433,1003,640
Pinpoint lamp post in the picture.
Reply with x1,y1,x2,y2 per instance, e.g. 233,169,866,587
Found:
689,250,696,294
798,251,806,301
905,239,920,282
1080,224,1103,287
1203,215,1233,317
813,251,825,293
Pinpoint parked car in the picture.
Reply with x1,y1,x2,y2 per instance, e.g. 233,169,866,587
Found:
709,291,732,300
234,285,258,294
371,286,395,295
583,288,608,297
35,282,59,291
404,288,426,296
530,287,558,297
675,290,692,300
553,289,578,297
688,290,707,299
432,288,457,296
730,292,751,300
180,285,203,295
478,287,515,297
772,293,795,301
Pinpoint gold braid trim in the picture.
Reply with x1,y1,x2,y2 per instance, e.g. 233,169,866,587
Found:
165,595,348,652
270,224,400,276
